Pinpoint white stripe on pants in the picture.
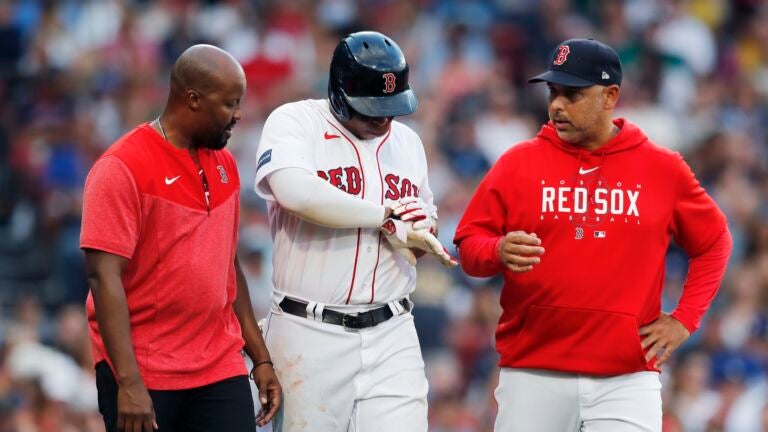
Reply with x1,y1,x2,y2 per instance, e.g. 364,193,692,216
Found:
494,368,662,432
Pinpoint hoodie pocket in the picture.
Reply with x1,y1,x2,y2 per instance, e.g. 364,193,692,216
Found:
510,304,649,375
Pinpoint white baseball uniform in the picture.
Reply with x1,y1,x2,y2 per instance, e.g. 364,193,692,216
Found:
254,99,433,431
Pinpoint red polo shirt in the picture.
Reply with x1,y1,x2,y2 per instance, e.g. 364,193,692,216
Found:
81,123,246,390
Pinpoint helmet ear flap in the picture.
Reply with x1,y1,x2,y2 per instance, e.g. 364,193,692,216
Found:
328,81,350,121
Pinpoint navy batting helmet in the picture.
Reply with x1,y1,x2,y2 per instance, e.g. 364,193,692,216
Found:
328,31,418,121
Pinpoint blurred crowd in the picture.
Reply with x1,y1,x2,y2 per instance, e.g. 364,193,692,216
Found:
0,0,766,431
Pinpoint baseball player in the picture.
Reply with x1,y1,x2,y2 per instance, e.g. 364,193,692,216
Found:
253,31,456,432
454,38,732,431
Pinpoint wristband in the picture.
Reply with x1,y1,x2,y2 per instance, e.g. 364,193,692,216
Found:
249,360,274,379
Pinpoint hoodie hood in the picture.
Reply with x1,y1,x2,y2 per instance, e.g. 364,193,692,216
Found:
537,118,647,156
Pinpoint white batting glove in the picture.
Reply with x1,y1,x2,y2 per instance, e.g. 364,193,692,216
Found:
380,219,457,267
389,197,433,231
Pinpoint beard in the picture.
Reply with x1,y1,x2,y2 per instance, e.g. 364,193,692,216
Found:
194,125,231,150
202,134,228,150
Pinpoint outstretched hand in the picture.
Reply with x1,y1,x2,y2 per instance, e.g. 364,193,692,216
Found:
639,313,690,368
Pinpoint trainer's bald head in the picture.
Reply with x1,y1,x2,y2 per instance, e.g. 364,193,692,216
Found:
160,44,246,150
169,44,245,97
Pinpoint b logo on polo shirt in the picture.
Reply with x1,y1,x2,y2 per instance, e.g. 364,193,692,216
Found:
217,165,228,183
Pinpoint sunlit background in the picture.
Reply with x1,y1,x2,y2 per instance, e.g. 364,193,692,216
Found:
0,1,767,431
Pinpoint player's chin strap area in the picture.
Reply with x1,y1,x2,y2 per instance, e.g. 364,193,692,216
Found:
278,296,412,330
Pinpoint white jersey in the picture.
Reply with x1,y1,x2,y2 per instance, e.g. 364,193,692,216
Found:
254,99,434,306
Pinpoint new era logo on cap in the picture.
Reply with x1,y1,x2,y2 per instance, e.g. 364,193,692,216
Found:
529,38,622,88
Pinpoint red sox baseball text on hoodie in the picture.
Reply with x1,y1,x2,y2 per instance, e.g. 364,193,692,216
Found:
454,119,731,376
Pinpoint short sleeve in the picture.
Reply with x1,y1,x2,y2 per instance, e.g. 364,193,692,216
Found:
670,154,727,257
80,156,142,259
254,103,316,200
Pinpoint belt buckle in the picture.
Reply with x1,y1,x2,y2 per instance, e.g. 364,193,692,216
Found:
341,313,357,330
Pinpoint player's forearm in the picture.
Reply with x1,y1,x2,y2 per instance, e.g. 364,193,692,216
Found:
671,227,732,333
233,257,272,363
268,168,385,228
456,234,506,277
86,258,143,384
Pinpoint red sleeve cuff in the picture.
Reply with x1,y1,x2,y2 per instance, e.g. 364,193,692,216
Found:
456,235,505,277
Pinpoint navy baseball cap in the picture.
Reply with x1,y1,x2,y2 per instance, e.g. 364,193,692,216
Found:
529,38,622,88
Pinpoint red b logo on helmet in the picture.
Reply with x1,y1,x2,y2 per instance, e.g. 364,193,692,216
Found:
553,45,570,65
383,73,396,93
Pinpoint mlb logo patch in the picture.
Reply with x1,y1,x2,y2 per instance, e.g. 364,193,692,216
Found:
594,231,606,238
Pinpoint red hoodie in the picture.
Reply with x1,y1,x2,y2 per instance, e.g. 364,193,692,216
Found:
454,119,731,376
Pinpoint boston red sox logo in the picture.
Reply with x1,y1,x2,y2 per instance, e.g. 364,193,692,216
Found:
553,45,571,65
575,226,584,240
383,73,396,93
216,165,228,183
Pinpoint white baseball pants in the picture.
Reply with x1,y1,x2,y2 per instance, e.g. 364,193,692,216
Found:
494,368,662,432
264,303,428,432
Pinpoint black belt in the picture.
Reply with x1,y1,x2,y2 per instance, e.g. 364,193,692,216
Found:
278,297,411,330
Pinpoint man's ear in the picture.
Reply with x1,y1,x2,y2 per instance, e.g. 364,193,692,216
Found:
603,85,620,110
187,89,201,111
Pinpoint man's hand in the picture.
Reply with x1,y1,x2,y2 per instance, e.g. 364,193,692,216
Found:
381,219,457,267
498,231,545,272
252,363,282,427
386,197,433,230
639,313,691,368
117,376,157,432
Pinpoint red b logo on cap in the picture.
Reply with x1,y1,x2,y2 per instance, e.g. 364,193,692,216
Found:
383,73,396,93
553,45,570,65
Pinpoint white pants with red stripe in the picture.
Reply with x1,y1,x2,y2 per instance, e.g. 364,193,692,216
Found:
263,301,428,432
494,368,662,432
